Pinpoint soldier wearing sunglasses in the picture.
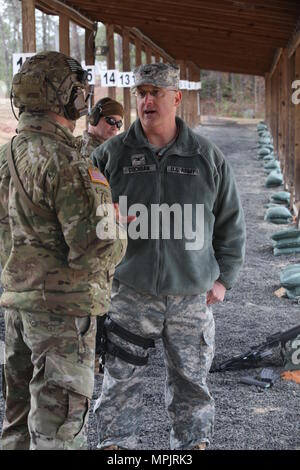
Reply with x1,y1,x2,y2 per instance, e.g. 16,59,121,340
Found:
78,97,124,159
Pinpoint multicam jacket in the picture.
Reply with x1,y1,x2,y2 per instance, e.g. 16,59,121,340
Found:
77,130,104,159
0,113,127,316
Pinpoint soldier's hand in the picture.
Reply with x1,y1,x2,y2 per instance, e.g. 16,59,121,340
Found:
206,281,226,305
114,203,136,225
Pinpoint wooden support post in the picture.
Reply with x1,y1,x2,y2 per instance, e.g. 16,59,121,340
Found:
85,27,96,119
154,53,160,63
288,52,295,194
106,24,116,100
294,46,300,203
59,14,70,56
135,37,142,67
122,28,131,130
177,60,186,121
146,46,152,64
264,73,271,127
22,0,36,52
85,28,95,65
189,63,200,128
278,50,289,178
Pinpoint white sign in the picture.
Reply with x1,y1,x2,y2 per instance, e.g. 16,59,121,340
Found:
100,69,118,87
84,65,95,85
179,80,188,90
117,71,135,88
13,52,35,75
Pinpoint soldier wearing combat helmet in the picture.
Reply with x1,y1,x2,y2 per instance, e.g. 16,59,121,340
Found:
0,51,127,450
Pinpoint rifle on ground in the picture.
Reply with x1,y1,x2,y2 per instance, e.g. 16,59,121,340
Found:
211,324,300,372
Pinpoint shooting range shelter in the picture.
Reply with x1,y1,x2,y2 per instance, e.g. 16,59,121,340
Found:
20,0,300,219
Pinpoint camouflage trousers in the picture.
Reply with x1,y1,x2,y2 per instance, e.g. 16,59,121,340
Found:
94,281,215,450
1,309,96,450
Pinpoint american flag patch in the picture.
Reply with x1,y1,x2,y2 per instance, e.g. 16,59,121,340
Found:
88,168,109,186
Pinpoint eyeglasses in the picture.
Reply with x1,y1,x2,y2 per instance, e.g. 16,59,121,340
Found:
134,88,178,100
104,116,123,129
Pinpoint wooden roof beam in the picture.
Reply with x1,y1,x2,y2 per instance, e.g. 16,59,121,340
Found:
113,25,174,63
269,48,283,76
35,0,96,30
288,20,300,57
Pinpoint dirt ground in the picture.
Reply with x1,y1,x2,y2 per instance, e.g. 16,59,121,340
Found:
0,118,299,450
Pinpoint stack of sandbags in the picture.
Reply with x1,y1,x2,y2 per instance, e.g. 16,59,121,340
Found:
271,229,300,256
257,122,274,160
280,264,300,298
265,206,293,225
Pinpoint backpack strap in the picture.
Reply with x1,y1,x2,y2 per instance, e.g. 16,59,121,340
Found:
6,137,57,222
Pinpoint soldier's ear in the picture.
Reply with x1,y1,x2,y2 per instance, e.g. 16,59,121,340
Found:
174,91,182,107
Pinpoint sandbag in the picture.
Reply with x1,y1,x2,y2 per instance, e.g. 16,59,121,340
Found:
274,246,300,255
258,147,271,157
264,206,292,224
265,170,283,187
264,161,280,170
271,191,290,204
280,269,300,288
271,229,300,241
272,237,300,249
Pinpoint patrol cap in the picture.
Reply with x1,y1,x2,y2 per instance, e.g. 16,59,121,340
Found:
132,63,180,90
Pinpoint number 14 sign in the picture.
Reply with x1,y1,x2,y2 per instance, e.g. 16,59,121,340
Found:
100,70,135,88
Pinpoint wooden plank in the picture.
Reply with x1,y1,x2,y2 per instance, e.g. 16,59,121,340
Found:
269,48,283,77
135,37,142,67
279,50,289,174
106,24,116,100
177,60,187,122
85,28,95,65
189,62,200,127
22,0,36,52
122,28,131,130
145,46,152,64
288,27,300,58
130,27,174,63
265,73,271,126
59,14,70,56
294,45,300,201
285,54,295,191
36,0,95,30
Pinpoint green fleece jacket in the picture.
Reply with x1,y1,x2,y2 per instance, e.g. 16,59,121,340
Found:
91,117,246,296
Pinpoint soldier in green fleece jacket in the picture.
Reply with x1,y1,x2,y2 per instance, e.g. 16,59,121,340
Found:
91,62,246,450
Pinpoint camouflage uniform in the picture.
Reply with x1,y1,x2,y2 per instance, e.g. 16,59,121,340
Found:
94,281,215,450
77,130,105,160
92,63,245,450
0,111,127,450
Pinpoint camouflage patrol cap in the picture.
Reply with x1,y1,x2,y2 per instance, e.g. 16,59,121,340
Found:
12,51,89,119
132,63,180,90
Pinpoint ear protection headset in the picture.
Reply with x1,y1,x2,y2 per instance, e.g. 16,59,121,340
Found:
88,102,103,126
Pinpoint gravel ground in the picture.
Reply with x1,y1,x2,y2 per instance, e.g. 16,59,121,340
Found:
0,121,299,450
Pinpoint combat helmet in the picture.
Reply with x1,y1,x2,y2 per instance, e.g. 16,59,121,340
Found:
11,51,89,120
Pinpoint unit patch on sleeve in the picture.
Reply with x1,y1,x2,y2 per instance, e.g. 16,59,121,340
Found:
88,167,109,186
